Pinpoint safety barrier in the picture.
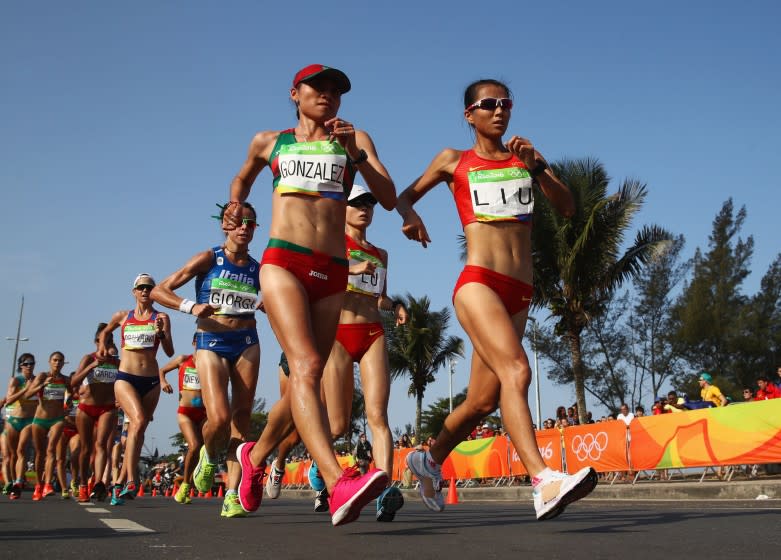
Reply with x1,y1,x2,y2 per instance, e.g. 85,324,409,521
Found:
279,399,781,485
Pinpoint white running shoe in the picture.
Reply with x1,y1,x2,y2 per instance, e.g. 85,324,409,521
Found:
265,460,284,499
406,450,445,512
533,466,598,520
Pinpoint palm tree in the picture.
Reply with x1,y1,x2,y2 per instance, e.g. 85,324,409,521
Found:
532,157,672,423
383,294,464,438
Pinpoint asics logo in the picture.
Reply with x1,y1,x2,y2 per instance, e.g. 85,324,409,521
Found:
571,432,608,462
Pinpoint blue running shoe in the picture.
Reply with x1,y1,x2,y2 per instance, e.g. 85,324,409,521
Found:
308,461,325,492
110,485,125,506
376,486,404,522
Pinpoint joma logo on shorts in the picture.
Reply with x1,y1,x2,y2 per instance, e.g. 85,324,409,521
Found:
309,270,328,281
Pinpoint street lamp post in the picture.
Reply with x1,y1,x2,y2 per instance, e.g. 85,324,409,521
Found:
6,295,28,375
448,359,457,413
527,317,541,428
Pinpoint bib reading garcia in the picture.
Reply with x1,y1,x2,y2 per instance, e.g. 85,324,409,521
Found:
276,141,347,197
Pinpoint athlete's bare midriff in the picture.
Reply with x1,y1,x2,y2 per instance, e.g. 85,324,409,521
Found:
462,221,533,284
269,192,347,258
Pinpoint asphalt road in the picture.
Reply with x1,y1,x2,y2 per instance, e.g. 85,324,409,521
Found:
2,493,780,559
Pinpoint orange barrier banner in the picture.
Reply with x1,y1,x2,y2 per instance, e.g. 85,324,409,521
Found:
509,429,564,475
629,399,781,470
283,460,307,485
392,447,415,481
441,436,509,479
563,420,629,473
282,455,356,485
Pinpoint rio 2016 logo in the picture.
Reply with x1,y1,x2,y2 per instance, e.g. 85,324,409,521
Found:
571,432,609,461
539,442,553,459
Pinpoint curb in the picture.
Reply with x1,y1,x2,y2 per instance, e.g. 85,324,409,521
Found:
279,479,781,502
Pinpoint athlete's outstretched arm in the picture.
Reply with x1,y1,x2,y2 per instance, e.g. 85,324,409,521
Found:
158,355,187,394
98,312,127,358
151,250,216,319
71,354,99,390
225,131,277,230
397,148,461,248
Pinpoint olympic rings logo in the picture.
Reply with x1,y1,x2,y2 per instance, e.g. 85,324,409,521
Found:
571,432,609,462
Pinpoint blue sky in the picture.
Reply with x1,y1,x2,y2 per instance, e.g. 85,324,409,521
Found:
2,1,779,453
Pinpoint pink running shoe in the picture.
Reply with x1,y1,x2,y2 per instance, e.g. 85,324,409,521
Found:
236,442,266,512
329,466,388,527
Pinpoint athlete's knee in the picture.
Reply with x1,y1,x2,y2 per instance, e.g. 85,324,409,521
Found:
365,409,389,432
329,416,350,439
496,358,532,391
208,408,232,430
289,354,325,381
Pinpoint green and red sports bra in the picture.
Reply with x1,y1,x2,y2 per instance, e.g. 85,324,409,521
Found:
269,129,356,200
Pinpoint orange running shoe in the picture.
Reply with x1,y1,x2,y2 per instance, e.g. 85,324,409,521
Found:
42,483,56,498
78,485,90,503
32,484,43,501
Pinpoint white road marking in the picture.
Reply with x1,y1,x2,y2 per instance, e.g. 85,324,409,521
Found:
76,501,95,506
86,507,110,513
100,518,155,533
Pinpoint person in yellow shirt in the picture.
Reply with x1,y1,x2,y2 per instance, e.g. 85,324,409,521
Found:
698,373,727,407
664,391,687,413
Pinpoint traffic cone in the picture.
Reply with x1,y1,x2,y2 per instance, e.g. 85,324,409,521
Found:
172,483,178,497
152,487,157,497
446,477,459,505
199,491,204,498
206,489,212,498
137,483,145,497
217,485,224,498
190,487,195,498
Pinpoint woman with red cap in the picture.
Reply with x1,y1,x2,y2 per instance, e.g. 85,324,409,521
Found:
229,63,397,526
398,78,597,521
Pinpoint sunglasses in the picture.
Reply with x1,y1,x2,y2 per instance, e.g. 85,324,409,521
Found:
135,285,154,292
21,361,35,367
466,97,513,112
239,217,258,228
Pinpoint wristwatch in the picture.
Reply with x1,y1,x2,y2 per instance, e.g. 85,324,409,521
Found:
529,161,548,178
349,149,368,165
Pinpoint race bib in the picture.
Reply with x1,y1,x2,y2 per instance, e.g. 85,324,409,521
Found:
347,250,386,297
182,367,201,391
42,383,66,401
209,278,258,315
277,141,348,197
468,167,533,221
89,363,118,384
123,323,157,349
68,400,79,417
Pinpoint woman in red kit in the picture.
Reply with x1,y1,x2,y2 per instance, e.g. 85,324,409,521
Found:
398,78,597,521
71,323,120,502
